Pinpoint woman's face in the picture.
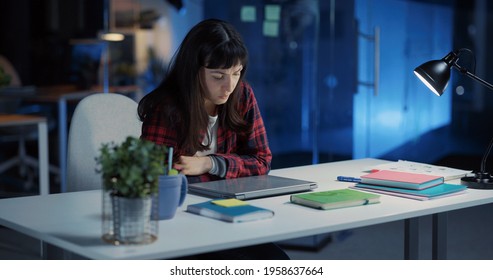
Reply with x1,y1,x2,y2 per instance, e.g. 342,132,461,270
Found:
201,64,242,107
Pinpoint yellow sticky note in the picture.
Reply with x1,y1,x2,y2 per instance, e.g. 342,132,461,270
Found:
212,199,248,207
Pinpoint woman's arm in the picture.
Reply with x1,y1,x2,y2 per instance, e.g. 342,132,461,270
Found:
214,83,272,178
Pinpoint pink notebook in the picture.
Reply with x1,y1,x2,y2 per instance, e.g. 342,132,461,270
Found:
360,170,444,190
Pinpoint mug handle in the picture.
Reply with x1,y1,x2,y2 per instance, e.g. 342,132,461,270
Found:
178,174,188,206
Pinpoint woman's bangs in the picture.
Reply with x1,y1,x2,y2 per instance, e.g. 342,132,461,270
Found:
205,42,247,69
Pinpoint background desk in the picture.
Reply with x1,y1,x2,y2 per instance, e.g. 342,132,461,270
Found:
0,158,492,259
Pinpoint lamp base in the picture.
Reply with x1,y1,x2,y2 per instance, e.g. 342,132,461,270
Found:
460,172,493,189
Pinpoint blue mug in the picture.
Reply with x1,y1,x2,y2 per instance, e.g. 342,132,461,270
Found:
155,174,187,220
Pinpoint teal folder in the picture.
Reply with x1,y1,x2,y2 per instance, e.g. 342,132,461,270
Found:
354,183,466,199
187,200,274,223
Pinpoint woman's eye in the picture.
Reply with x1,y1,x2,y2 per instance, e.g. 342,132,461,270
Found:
212,75,223,80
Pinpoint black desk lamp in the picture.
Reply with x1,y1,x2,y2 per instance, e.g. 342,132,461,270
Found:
414,48,493,189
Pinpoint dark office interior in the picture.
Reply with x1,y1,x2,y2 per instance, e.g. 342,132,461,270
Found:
1,0,493,259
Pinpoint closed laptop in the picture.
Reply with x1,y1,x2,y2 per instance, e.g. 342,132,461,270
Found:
188,175,318,200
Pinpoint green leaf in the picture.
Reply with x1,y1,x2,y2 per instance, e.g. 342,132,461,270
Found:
95,136,166,198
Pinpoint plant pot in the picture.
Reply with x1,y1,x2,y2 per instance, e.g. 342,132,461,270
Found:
102,192,158,245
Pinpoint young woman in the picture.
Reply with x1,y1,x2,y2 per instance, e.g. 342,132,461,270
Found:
138,18,272,183
138,18,288,260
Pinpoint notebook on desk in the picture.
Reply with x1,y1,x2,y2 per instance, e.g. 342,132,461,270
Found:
188,175,318,200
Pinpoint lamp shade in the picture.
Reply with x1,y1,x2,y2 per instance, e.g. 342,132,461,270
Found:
413,60,451,96
413,51,459,96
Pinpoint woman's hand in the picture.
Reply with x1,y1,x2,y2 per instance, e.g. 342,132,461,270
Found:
173,155,212,176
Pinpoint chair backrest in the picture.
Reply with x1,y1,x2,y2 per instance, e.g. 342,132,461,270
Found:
66,93,142,192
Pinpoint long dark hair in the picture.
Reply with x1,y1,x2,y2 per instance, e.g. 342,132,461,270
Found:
138,18,249,153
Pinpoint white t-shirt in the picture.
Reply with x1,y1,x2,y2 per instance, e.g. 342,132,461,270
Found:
195,115,218,156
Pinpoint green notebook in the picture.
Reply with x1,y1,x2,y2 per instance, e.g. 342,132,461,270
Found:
290,189,381,210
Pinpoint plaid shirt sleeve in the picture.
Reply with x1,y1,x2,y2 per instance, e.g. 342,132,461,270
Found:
214,82,272,179
140,106,178,148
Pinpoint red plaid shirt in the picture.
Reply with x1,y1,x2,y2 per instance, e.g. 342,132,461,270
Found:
141,82,272,183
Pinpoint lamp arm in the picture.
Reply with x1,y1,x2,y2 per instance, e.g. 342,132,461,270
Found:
480,136,493,175
452,62,493,175
453,63,493,91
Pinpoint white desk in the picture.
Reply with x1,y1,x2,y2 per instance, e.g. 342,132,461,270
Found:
0,158,492,259
0,114,49,195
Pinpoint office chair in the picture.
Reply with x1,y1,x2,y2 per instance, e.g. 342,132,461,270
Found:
0,55,59,191
66,93,142,192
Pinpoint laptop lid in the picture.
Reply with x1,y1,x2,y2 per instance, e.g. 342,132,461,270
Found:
188,175,318,200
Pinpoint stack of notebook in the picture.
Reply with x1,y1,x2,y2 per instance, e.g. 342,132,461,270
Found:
350,170,467,200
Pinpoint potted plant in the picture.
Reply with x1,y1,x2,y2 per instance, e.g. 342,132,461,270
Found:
0,66,12,87
96,136,166,245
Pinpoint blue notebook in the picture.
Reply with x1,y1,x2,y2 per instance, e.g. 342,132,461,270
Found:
187,200,274,223
352,183,467,200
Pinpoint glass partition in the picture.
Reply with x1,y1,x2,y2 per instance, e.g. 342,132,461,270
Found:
205,0,356,168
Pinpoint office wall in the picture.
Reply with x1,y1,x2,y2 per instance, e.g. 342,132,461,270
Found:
451,0,493,146
354,0,454,160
